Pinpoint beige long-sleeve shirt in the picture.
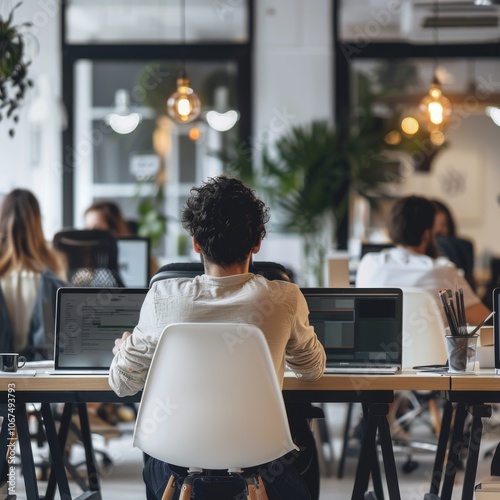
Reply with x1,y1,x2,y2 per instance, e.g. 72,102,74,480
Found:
109,273,326,396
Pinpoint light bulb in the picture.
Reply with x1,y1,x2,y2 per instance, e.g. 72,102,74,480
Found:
401,116,419,135
420,82,451,128
486,106,500,127
167,77,201,123
106,89,142,134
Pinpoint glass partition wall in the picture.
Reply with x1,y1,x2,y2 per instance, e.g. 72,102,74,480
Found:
334,0,500,256
62,0,252,260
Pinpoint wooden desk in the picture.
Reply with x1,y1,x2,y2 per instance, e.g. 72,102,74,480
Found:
0,372,450,500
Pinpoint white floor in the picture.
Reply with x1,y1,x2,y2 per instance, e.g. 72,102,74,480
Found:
9,401,500,499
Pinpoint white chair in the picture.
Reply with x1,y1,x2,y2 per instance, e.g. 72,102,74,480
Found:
133,322,298,500
394,288,448,471
401,287,447,369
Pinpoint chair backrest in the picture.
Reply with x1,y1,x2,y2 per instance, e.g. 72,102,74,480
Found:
149,261,292,287
133,322,297,470
401,287,448,368
53,229,124,287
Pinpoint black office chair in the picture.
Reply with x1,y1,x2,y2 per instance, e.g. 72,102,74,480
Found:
53,229,124,287
149,260,293,286
149,260,326,499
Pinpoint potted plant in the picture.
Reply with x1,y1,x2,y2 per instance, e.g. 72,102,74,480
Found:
0,2,33,137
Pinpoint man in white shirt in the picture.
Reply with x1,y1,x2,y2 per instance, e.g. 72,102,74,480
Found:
109,175,326,500
356,195,490,326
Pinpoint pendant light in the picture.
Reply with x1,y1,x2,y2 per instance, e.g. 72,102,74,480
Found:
167,0,201,123
106,89,142,134
419,0,451,131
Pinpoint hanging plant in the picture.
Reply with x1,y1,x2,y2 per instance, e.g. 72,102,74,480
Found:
0,2,33,137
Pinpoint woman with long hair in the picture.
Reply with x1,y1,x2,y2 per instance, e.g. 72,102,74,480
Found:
0,189,67,359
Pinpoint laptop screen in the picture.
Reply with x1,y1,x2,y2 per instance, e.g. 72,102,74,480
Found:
301,288,403,366
117,237,150,288
54,287,148,370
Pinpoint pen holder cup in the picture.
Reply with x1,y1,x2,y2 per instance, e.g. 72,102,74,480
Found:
445,335,478,373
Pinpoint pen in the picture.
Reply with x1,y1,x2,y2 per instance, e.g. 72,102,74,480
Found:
467,311,495,337
439,289,459,336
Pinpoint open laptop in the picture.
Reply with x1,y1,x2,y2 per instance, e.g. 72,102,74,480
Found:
51,287,148,375
117,237,151,288
301,287,403,374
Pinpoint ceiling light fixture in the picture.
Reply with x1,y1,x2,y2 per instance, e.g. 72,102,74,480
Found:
167,0,201,123
106,89,142,134
486,106,500,126
206,87,239,132
419,0,451,131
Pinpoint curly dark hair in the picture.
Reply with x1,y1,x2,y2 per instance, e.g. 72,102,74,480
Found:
181,176,270,267
389,195,436,247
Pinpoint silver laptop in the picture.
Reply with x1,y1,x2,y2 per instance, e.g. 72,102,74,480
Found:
301,288,403,375
51,287,148,375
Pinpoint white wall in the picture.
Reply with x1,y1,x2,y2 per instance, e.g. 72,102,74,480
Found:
0,1,62,238
252,0,333,279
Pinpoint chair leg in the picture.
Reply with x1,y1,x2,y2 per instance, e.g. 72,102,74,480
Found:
179,482,192,500
246,476,268,500
257,476,268,500
429,397,441,435
161,475,176,500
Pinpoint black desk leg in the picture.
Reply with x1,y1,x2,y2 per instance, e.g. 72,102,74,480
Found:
352,403,392,500
376,405,401,500
461,404,491,500
440,402,467,500
77,403,102,494
45,402,74,500
338,402,354,479
429,399,453,495
364,403,385,500
40,402,72,499
16,403,40,499
352,404,379,499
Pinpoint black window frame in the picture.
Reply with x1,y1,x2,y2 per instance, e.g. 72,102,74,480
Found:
61,1,254,226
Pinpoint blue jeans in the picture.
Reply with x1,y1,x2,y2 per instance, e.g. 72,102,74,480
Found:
143,453,311,500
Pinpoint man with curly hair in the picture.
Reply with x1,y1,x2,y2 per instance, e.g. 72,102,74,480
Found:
109,175,326,499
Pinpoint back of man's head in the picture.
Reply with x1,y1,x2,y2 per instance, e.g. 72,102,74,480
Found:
388,195,436,247
181,176,269,267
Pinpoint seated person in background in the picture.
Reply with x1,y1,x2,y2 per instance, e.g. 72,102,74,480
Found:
0,189,67,360
84,200,132,236
356,195,490,326
432,199,476,291
84,199,160,278
109,175,326,500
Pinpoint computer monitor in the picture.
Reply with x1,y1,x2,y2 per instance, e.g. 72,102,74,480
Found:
360,242,394,258
117,237,150,287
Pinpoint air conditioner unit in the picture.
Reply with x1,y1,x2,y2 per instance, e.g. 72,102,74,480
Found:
400,0,500,43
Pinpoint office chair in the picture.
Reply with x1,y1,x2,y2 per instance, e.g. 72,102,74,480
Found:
149,261,326,498
53,229,124,287
394,287,449,472
134,322,298,499
150,261,292,286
